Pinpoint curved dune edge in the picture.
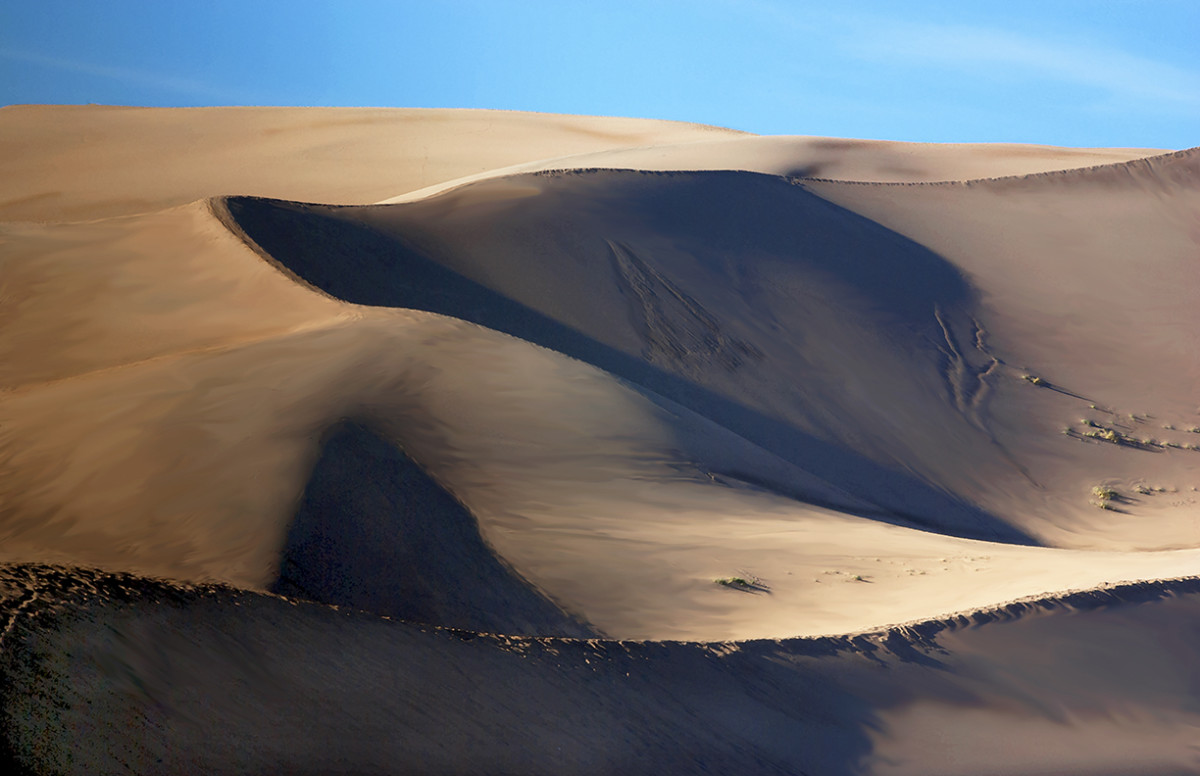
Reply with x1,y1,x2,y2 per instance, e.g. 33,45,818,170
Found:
4,564,1200,774
0,105,747,223
375,136,1170,206
1,105,1169,226
799,143,1200,187
0,103,1174,225
6,560,1198,646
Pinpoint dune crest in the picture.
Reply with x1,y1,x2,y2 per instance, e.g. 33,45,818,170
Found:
378,136,1166,205
0,106,745,222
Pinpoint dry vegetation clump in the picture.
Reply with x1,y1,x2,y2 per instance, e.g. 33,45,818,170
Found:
714,574,770,593
1065,417,1166,452
1091,485,1120,509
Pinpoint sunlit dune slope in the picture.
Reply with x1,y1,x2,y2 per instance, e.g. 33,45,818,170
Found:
0,105,745,222
0,105,1161,224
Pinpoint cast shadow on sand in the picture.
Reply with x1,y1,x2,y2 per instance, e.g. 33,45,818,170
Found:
220,176,1035,547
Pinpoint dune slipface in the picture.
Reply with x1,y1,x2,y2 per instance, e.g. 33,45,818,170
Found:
1,106,1199,774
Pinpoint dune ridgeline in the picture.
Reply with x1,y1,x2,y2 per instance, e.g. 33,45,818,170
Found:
2,105,1199,774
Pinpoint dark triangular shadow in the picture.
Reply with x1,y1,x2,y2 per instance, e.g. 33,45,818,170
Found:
271,420,596,637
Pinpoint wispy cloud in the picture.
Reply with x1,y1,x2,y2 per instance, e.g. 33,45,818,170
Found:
717,1,1200,115
0,48,247,103
843,19,1200,112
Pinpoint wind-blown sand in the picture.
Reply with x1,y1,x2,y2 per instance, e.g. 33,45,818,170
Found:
1,105,1197,774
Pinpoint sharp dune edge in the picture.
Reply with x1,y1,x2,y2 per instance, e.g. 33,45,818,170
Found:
1,106,1199,774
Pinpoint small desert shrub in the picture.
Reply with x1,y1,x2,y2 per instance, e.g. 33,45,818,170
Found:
714,575,769,592
715,577,751,587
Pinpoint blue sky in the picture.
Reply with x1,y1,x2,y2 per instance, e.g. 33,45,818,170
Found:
2,1,1197,148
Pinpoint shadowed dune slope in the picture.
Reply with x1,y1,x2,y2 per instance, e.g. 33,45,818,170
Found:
805,147,1200,548
4,564,1200,776
223,153,1200,552
273,419,595,637
221,170,1035,546
804,147,1200,414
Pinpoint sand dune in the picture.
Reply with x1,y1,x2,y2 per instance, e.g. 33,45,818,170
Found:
2,106,1199,773
228,159,1200,552
0,105,745,222
5,565,1200,775
0,105,1158,223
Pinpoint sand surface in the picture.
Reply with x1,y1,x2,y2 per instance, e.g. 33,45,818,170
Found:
1,105,1198,774
0,105,745,222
